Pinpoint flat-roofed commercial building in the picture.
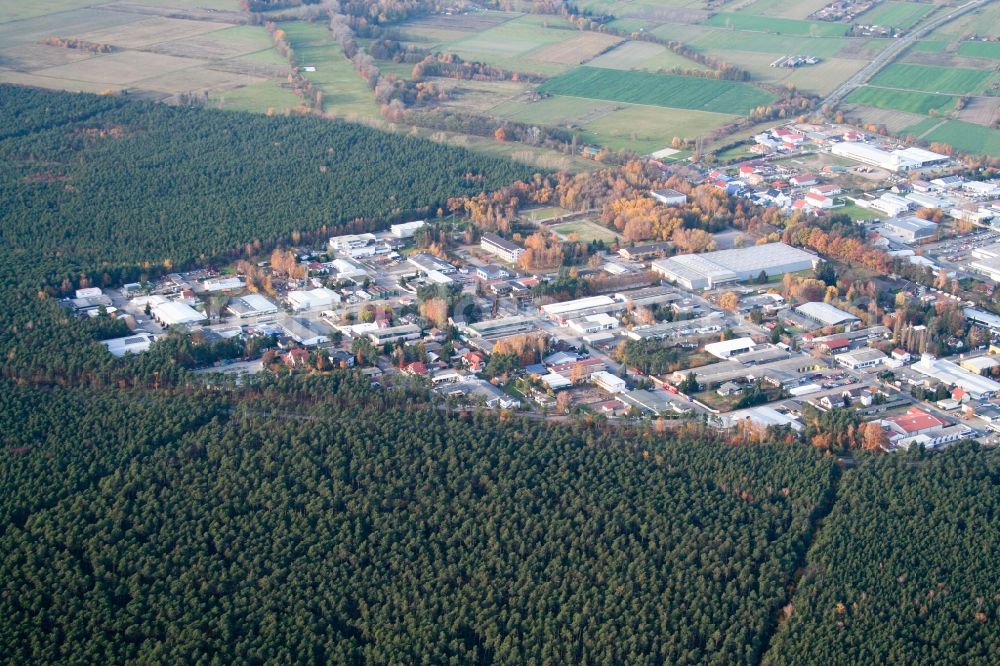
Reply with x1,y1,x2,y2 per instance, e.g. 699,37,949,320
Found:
366,323,422,345
481,233,525,264
795,301,862,329
652,243,817,290
463,316,538,338
835,348,886,370
882,216,938,243
541,295,622,323
227,294,279,319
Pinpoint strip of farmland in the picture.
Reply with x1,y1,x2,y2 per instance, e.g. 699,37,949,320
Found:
538,67,774,115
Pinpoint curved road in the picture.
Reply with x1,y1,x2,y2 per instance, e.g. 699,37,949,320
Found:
822,0,990,109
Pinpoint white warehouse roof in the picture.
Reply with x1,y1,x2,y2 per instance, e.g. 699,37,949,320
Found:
653,243,816,290
288,287,339,310
541,295,616,316
704,337,757,359
152,301,205,326
795,301,861,326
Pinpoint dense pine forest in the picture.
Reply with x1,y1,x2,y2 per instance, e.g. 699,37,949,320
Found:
0,85,533,386
0,376,837,664
765,445,1000,666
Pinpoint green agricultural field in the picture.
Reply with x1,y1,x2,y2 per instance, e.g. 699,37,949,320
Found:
209,80,303,114
490,94,620,126
581,105,735,153
553,219,619,242
910,40,948,53
447,14,576,60
957,40,1000,59
845,86,955,115
703,13,848,37
735,0,832,20
282,21,380,119
687,28,851,58
538,67,774,115
855,1,935,29
588,40,710,72
910,119,1000,158
871,63,994,94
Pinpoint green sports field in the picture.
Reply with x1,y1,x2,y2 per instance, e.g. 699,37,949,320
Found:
538,67,774,115
845,86,956,115
870,63,995,95
703,13,848,37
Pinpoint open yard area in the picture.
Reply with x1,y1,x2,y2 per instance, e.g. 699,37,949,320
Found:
538,67,773,115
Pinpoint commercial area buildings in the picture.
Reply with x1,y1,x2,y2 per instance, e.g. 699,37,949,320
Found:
227,294,279,319
882,216,938,243
480,233,525,264
912,354,1000,400
652,243,817,290
831,142,949,172
795,301,862,328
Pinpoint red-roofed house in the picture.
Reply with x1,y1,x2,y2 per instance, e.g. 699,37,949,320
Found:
791,174,818,187
284,348,310,368
404,361,429,376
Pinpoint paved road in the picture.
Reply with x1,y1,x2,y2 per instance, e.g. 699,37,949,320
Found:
822,0,989,109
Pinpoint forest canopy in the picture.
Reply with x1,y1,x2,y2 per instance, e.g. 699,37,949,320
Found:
0,376,837,665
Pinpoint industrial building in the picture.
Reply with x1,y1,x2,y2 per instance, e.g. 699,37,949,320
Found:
835,348,886,370
704,337,758,359
831,142,949,172
969,243,1000,283
287,287,341,311
102,332,157,357
463,316,537,338
201,277,245,292
151,299,206,327
592,371,627,394
329,233,376,251
649,188,688,206
881,216,938,243
279,317,332,346
480,233,525,264
227,294,279,319
651,243,817,290
408,253,456,275
794,302,861,328
912,353,1000,400
567,313,619,336
366,323,422,345
541,295,622,323
390,220,426,238
724,406,802,432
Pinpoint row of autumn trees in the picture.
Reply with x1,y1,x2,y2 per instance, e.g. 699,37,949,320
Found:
0,375,840,665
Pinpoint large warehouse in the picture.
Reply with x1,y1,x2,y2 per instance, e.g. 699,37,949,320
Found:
831,142,949,172
651,243,818,290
